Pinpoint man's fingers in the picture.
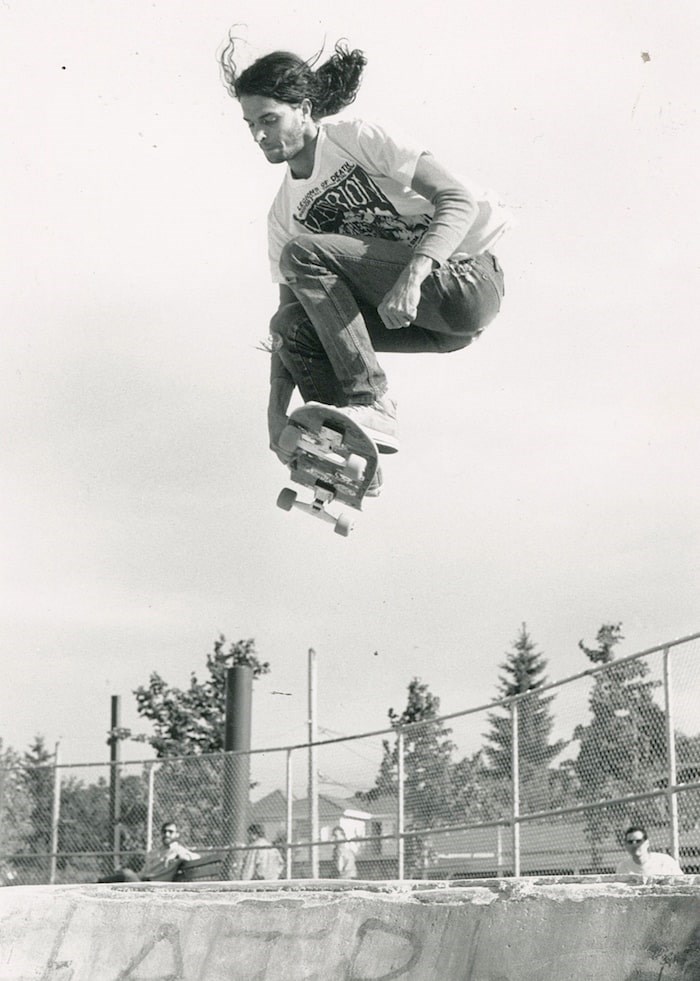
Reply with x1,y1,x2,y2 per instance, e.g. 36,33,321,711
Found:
379,304,413,330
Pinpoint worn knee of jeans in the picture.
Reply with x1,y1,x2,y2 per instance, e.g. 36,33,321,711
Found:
270,303,317,358
278,235,326,286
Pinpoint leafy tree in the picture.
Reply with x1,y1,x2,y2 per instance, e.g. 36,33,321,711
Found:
573,623,668,866
54,772,148,882
119,636,270,757
482,624,567,814
675,732,700,832
101,637,272,856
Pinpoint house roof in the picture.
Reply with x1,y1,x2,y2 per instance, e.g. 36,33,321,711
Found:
250,791,371,822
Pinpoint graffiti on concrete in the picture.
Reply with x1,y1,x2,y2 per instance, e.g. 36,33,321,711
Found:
116,922,184,981
44,912,427,981
199,913,423,981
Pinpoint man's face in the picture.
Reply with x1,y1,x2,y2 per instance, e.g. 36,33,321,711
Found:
624,831,648,859
239,95,310,165
161,824,178,845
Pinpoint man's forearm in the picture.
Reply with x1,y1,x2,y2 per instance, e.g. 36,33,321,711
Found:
268,371,294,419
404,253,437,286
410,153,479,267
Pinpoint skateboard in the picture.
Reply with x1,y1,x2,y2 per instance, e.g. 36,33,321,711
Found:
276,403,379,537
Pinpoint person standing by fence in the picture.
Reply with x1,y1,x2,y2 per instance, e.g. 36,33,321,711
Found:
616,826,683,876
331,826,357,879
240,824,283,880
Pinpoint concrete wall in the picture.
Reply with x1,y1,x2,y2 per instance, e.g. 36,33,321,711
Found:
0,876,699,980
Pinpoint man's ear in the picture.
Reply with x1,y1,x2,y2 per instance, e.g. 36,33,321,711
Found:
300,97,314,120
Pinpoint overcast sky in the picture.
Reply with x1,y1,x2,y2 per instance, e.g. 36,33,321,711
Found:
2,0,698,795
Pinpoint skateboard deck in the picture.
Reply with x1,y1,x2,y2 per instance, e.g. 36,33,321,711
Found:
276,403,379,537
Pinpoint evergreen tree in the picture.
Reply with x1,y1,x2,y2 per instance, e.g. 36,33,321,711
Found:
0,739,33,881
450,749,504,822
483,624,567,813
573,623,667,867
18,736,55,881
360,678,457,827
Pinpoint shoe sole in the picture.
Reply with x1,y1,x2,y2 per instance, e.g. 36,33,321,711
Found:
306,402,399,454
363,427,399,454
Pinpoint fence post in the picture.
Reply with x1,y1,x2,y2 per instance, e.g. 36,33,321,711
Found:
511,700,520,877
49,743,61,884
285,749,293,880
145,763,155,853
308,648,319,879
663,646,680,862
397,729,405,880
0,763,6,857
109,696,122,870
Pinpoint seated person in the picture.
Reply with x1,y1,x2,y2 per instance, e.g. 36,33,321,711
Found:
98,820,199,882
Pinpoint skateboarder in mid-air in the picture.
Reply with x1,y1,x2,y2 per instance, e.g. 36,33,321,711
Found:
220,37,511,492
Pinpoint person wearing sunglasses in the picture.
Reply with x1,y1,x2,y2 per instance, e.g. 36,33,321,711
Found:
616,825,683,875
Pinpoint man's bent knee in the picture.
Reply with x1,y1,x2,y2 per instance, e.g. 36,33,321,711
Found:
278,234,327,284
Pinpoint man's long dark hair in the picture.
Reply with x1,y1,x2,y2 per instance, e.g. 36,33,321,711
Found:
220,37,367,120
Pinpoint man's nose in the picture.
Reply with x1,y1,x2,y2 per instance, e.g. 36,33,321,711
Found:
253,128,266,144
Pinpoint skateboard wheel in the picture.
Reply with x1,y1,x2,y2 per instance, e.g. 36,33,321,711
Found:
334,514,354,537
279,425,301,454
343,453,366,481
277,488,297,511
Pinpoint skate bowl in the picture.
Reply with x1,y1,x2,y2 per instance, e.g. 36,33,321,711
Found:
1,876,699,980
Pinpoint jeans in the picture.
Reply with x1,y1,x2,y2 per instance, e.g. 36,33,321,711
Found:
271,233,504,406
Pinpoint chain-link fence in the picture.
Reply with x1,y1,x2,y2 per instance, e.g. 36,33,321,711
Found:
1,633,699,884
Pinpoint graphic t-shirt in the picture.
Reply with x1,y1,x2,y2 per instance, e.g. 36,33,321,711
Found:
267,119,511,283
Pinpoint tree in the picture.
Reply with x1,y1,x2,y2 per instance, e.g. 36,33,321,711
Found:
573,623,668,867
16,736,56,882
47,772,149,882
103,637,273,857
450,749,505,823
122,636,270,757
482,624,567,814
0,739,33,881
675,732,700,832
359,677,458,877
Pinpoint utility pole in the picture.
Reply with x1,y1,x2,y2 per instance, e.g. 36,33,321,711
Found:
223,665,253,879
109,696,121,871
308,648,319,878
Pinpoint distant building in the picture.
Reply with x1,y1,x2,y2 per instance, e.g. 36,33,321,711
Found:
248,790,700,878
249,792,372,872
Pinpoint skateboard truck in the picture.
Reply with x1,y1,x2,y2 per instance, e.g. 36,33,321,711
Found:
277,481,354,537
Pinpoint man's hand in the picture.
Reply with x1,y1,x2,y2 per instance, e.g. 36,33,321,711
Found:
377,254,436,330
268,371,295,463
268,410,291,464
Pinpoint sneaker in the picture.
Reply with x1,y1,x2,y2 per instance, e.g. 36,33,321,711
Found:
337,395,399,454
365,465,383,498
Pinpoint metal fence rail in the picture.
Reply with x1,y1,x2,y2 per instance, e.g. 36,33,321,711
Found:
1,632,699,884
